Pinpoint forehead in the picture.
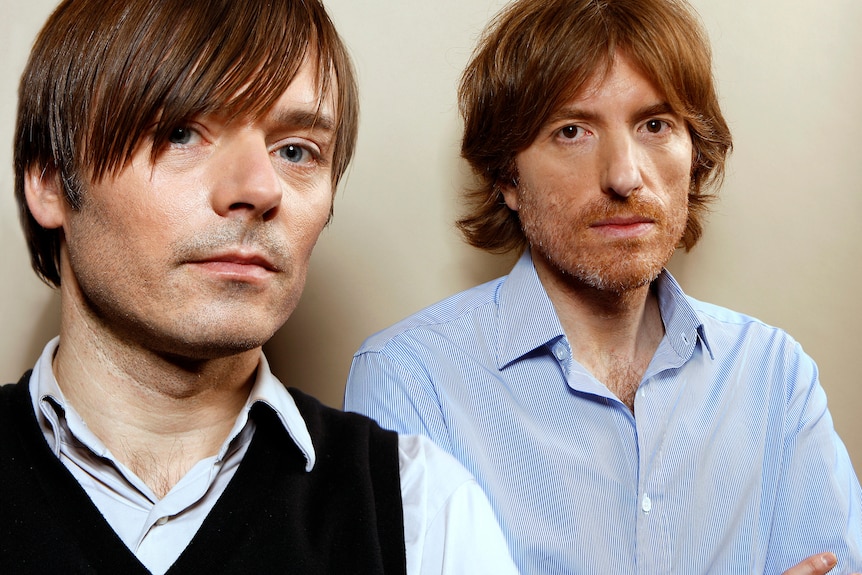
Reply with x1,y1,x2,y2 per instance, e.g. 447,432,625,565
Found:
201,51,336,127
246,62,337,143
274,59,336,115
565,53,665,110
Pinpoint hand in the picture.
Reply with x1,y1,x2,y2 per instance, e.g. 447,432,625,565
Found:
782,553,837,575
781,552,861,575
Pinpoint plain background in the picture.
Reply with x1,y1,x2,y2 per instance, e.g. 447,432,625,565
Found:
2,0,860,479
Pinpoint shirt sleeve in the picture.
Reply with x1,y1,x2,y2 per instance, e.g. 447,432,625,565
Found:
396,434,518,575
764,342,862,574
345,347,452,451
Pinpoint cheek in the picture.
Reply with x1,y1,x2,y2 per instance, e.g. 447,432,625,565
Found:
285,189,333,249
655,144,694,203
67,197,131,250
671,138,695,182
519,148,596,197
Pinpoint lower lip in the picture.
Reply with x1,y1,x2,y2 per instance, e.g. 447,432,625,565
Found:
591,222,654,239
189,261,275,282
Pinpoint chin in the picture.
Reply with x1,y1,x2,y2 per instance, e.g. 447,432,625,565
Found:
576,267,661,294
147,320,283,362
549,243,670,294
155,338,262,362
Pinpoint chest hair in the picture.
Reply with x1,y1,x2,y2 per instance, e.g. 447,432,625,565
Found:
600,355,646,413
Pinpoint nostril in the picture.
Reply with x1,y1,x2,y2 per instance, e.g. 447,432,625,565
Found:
261,206,279,222
229,202,255,210
224,202,279,222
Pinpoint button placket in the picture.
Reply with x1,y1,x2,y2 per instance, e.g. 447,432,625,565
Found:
641,494,652,513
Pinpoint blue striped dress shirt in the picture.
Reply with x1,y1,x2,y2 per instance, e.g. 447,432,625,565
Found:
345,250,862,574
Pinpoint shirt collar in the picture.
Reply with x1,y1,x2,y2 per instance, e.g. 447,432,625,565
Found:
653,270,714,362
494,250,712,368
496,250,567,369
30,337,316,472
242,353,316,471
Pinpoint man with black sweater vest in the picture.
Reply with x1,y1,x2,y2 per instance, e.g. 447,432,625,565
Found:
1,0,517,573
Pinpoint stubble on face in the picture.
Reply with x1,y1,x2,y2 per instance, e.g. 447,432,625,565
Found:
517,180,688,295
165,220,301,350
64,196,305,363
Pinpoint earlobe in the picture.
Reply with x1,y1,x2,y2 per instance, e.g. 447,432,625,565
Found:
24,166,68,229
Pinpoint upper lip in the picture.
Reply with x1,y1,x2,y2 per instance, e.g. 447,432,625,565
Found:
192,250,280,272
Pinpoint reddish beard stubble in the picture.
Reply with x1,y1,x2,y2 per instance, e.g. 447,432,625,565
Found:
516,182,689,295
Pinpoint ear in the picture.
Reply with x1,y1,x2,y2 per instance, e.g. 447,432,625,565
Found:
500,176,520,212
24,166,68,229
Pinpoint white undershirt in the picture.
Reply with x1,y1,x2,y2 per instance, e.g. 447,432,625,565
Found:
30,337,517,574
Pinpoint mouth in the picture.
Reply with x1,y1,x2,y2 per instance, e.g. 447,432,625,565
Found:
591,214,654,226
187,249,281,281
589,215,656,238
202,252,278,270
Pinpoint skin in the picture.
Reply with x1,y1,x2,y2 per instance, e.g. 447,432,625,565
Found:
16,45,853,575
785,552,854,575
502,51,858,575
24,60,337,498
502,51,689,411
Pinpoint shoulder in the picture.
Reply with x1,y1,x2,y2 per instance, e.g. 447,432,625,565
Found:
685,296,815,382
287,387,397,442
687,295,763,326
0,372,31,406
356,277,505,355
397,433,476,499
689,295,800,345
397,434,519,574
396,433,489,540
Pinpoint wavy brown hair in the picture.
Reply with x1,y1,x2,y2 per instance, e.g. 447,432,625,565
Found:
15,0,358,287
457,0,732,254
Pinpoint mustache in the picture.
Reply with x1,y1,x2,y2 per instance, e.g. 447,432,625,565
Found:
516,180,675,225
171,223,289,271
577,194,668,224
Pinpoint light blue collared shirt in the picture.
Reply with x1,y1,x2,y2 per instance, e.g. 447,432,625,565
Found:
346,250,862,575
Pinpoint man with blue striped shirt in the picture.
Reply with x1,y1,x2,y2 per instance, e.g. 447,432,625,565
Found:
345,0,862,573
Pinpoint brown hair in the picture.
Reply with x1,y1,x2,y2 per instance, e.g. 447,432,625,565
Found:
15,0,359,287
457,0,732,254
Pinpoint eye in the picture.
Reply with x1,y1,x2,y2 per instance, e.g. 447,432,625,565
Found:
277,143,316,165
167,126,198,146
643,119,669,134
559,125,587,140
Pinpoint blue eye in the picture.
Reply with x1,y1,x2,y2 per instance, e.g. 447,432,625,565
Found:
279,144,312,164
168,126,194,145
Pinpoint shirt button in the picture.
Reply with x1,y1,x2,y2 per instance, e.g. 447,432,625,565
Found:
641,494,652,513
554,347,567,361
155,516,169,526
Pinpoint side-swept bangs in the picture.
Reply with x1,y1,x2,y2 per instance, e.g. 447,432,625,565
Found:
15,0,358,286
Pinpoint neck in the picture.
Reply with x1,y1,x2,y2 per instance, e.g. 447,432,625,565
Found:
533,250,665,411
53,295,258,498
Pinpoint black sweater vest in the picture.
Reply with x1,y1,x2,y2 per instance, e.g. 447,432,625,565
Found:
0,372,407,574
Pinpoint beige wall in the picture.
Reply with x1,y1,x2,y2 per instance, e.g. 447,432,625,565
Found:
3,0,860,475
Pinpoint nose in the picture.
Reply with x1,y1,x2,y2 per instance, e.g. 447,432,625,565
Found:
210,136,282,221
600,132,644,199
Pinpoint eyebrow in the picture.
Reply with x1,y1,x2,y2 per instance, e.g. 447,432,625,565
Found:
634,102,677,119
268,108,336,134
546,101,678,126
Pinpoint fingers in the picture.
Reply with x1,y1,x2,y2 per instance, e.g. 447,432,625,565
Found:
781,552,837,575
